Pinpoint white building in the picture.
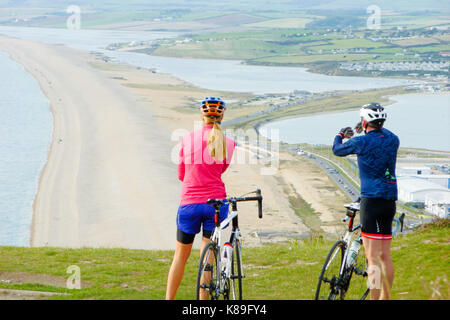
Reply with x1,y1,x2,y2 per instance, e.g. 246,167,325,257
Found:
410,174,450,189
397,177,449,203
425,192,450,218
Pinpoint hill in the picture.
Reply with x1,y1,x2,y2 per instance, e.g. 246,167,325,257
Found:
0,219,448,300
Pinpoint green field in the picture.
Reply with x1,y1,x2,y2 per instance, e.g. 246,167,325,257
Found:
0,219,448,300
148,25,449,76
249,53,374,65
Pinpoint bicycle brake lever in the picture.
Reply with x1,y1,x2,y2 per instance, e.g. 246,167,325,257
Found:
399,213,405,233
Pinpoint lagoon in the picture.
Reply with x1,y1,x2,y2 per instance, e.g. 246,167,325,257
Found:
260,93,450,152
0,26,417,94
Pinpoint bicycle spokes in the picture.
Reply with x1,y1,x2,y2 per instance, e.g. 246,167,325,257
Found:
197,242,219,300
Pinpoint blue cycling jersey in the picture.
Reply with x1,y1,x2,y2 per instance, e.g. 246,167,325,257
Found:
332,128,400,200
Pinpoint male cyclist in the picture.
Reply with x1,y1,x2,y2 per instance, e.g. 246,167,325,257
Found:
332,102,400,300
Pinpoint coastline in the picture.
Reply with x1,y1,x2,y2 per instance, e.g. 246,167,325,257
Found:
0,50,53,247
0,36,182,249
0,35,372,249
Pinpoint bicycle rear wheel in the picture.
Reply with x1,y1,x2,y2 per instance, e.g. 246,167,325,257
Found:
315,240,346,300
230,239,243,300
196,241,219,300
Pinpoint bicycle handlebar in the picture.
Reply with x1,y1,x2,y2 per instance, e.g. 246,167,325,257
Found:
228,189,263,219
208,189,263,219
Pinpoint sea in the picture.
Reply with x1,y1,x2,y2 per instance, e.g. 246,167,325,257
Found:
0,26,442,246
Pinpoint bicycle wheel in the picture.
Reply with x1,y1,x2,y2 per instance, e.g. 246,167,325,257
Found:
230,239,243,300
196,241,219,300
315,240,346,300
360,287,370,300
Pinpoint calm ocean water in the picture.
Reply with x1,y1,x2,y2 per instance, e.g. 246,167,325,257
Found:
0,27,437,246
0,28,176,247
0,51,52,246
261,93,450,152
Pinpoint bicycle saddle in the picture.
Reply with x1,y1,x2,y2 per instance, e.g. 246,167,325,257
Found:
344,201,360,211
344,196,360,211
206,198,225,209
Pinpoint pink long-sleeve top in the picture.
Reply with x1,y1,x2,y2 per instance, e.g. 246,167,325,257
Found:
178,125,235,205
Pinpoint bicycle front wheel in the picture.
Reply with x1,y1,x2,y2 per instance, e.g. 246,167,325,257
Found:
230,239,243,300
196,241,220,300
315,240,346,300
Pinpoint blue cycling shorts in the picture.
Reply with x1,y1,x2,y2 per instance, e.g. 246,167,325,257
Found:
176,201,229,236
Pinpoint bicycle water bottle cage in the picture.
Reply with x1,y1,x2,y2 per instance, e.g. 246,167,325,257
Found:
399,213,405,232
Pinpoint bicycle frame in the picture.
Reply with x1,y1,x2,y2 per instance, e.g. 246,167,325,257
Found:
209,204,244,295
199,190,262,300
317,198,404,300
337,209,362,276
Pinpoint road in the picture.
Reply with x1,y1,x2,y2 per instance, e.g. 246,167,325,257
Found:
281,144,360,202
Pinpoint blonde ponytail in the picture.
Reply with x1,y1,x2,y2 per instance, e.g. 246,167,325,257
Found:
207,121,227,162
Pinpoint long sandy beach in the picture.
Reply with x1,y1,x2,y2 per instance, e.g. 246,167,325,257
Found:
0,36,183,249
0,35,351,250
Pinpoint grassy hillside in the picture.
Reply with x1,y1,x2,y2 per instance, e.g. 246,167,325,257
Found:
0,219,448,300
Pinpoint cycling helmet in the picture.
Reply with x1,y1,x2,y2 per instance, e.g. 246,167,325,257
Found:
360,102,387,123
200,97,226,116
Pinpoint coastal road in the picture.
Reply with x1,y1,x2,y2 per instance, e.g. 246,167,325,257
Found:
281,144,360,202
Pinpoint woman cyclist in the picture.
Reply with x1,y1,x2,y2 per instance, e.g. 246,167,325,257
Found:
165,97,235,300
332,103,400,300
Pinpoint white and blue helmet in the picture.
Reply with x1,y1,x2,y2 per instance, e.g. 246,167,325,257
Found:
360,102,387,123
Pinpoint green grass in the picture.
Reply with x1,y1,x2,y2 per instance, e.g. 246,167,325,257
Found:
308,39,389,51
0,220,448,300
152,29,333,61
250,53,374,65
286,190,323,233
382,17,450,29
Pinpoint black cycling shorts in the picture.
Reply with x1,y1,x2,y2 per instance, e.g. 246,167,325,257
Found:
360,197,396,241
177,228,213,245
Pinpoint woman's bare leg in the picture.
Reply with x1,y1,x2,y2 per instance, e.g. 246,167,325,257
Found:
166,241,193,300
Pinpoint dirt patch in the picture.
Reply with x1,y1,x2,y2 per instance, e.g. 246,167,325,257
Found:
294,260,318,266
0,289,66,300
0,271,90,289
277,154,349,232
